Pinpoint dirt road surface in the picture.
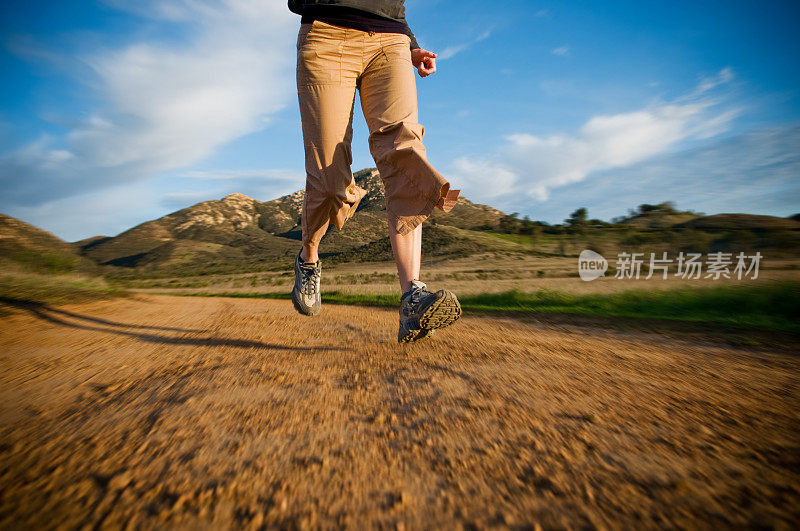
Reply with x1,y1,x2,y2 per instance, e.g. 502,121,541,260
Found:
1,294,798,529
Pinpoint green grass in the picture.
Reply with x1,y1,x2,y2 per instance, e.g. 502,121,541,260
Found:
481,232,535,245
0,247,83,274
169,282,800,334
457,283,800,333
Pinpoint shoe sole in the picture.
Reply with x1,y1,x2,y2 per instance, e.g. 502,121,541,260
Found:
417,289,461,330
398,327,435,344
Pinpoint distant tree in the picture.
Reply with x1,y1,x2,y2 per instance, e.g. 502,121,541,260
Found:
658,201,677,213
790,213,800,222
609,201,691,225
498,212,521,233
638,201,677,214
544,224,565,235
530,224,543,246
519,215,536,235
565,207,588,234
588,218,611,228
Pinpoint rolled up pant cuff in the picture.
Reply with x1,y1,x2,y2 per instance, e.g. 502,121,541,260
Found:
390,184,461,235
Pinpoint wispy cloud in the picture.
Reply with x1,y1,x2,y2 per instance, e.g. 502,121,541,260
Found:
4,166,306,241
0,0,296,207
163,167,304,208
516,125,800,223
438,44,468,60
697,66,734,94
5,182,162,241
179,168,302,182
451,68,741,205
160,168,303,210
438,28,494,60
551,45,570,57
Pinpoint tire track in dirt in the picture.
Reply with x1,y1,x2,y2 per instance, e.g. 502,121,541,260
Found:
1,294,798,529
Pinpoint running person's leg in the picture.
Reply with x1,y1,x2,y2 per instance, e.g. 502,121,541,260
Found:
358,34,459,248
388,221,421,294
293,21,366,315
296,21,367,262
358,31,461,341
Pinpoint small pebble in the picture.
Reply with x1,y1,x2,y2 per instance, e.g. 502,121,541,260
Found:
109,471,132,491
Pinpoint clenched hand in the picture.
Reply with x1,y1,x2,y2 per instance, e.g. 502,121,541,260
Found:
411,48,437,77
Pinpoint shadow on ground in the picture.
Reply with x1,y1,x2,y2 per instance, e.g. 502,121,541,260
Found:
0,297,343,352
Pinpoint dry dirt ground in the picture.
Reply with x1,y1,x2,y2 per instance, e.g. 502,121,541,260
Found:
0,294,798,529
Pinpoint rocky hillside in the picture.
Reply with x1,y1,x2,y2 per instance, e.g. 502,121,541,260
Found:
75,168,506,275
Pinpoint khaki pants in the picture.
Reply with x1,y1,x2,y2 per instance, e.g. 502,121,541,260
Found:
296,20,460,247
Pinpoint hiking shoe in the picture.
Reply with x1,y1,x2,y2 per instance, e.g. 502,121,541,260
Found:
398,280,461,343
292,251,321,316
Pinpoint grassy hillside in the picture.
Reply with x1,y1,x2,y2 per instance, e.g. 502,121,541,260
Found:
484,207,800,258
0,273,125,309
0,214,125,308
0,213,99,275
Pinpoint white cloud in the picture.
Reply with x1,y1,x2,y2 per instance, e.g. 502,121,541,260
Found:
438,28,493,60
4,166,307,241
1,0,297,206
697,67,734,94
438,44,468,60
449,159,519,199
4,182,161,241
163,167,305,208
179,168,303,182
514,125,800,223
451,68,740,204
551,46,570,56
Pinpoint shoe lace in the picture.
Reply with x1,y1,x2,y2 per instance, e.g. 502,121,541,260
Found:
299,262,319,296
403,285,427,316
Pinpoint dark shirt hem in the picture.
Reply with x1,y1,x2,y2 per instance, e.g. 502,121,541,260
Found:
300,6,419,49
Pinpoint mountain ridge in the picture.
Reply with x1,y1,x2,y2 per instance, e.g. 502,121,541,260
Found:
2,168,798,276
73,168,506,273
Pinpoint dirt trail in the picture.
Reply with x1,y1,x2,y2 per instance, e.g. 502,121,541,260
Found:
1,294,798,529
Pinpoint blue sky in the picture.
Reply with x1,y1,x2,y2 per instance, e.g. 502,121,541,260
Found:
1,0,799,241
